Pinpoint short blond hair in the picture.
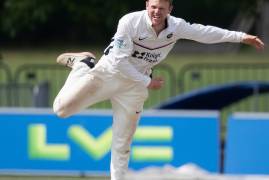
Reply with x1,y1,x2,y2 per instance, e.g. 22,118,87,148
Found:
146,0,173,5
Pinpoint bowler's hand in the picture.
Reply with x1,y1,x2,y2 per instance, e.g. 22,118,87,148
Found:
242,34,265,51
147,77,164,90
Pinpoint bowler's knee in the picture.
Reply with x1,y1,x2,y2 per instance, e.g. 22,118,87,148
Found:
53,99,71,118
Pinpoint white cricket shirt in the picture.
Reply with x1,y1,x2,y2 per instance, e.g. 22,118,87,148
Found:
100,10,245,87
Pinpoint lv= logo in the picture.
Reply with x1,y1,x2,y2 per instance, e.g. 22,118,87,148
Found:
28,124,174,162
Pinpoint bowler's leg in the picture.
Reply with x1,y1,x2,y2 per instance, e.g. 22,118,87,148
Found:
53,62,103,118
110,84,148,180
110,101,140,180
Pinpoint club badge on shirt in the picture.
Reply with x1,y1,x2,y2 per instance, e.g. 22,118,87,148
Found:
115,38,127,49
167,33,173,39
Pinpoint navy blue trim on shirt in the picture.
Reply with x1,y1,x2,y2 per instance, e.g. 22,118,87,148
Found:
133,41,175,50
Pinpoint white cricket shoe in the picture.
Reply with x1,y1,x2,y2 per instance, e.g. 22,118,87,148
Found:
56,52,96,68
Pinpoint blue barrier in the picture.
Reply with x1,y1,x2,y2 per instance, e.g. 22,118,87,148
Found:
224,113,269,174
0,108,220,175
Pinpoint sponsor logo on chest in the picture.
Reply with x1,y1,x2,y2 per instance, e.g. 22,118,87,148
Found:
132,51,161,63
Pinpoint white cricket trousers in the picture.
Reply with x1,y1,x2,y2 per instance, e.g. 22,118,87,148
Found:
53,59,148,180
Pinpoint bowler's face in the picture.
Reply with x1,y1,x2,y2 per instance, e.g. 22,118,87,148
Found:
146,0,172,28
